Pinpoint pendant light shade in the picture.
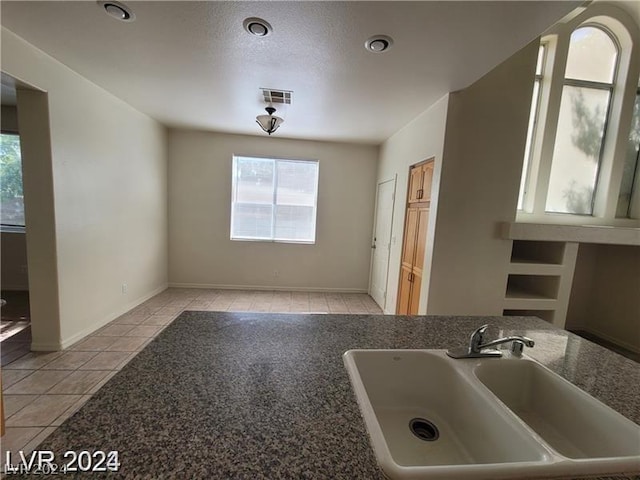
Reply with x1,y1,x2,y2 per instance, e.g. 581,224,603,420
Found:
256,106,284,135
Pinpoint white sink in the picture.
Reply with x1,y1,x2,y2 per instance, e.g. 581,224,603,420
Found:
475,358,640,460
344,349,640,479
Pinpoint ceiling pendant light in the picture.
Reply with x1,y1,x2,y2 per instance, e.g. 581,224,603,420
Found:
256,106,283,135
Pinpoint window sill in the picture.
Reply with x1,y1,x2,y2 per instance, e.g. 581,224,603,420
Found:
515,212,640,228
0,225,26,234
230,237,315,245
503,221,640,246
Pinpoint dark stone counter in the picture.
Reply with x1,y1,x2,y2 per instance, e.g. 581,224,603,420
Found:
29,312,640,479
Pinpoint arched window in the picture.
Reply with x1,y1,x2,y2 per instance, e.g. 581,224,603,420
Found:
517,6,640,225
546,26,618,214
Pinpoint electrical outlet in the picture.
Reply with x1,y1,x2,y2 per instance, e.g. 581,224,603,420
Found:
273,270,279,277
122,283,128,294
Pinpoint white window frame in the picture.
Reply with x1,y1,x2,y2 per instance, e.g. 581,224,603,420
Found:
518,43,547,211
517,5,640,227
230,155,319,244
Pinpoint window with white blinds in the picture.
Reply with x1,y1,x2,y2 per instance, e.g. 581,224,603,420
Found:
231,156,319,243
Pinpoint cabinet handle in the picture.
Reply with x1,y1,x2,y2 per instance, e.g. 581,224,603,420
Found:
418,188,423,199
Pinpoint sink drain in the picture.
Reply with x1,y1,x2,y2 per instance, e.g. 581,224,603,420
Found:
409,418,439,441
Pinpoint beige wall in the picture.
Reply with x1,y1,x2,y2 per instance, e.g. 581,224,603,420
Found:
1,105,19,132
567,244,640,352
15,88,63,347
376,96,449,313
377,41,538,315
426,41,538,315
1,232,28,290
2,28,168,349
168,130,378,291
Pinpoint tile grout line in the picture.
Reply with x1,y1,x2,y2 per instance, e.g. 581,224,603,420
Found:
1,288,382,457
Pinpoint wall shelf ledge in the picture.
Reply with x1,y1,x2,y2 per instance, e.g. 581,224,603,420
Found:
502,222,640,246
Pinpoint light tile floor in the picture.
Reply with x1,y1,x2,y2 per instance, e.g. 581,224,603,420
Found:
1,288,382,462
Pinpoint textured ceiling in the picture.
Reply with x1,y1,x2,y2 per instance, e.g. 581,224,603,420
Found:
1,1,585,144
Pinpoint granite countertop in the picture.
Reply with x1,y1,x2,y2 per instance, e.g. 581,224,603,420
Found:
29,312,640,479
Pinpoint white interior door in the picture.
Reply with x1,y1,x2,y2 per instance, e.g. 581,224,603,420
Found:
369,177,396,310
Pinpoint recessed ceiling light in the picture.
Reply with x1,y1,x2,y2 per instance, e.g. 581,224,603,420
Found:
243,17,272,37
97,1,136,22
365,35,393,53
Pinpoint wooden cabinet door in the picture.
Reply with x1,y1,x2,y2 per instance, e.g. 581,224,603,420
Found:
397,265,413,315
398,158,434,315
421,163,434,202
409,271,422,315
405,208,428,315
401,208,418,268
409,162,434,203
413,208,429,278
408,165,423,203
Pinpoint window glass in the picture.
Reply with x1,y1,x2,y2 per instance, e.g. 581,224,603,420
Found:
565,26,617,83
275,160,318,241
232,204,273,239
616,92,640,217
0,133,25,227
518,45,545,211
546,86,610,214
275,205,315,241
231,156,318,242
518,81,541,210
535,44,545,75
276,160,317,207
234,157,274,204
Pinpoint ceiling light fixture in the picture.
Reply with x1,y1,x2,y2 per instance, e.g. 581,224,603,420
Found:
243,17,272,37
256,106,283,135
365,35,393,53
97,1,135,22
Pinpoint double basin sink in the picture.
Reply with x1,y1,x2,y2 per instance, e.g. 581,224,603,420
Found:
343,349,640,479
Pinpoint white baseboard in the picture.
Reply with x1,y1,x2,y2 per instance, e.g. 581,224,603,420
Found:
30,341,64,351
168,282,368,294
580,326,640,354
31,283,169,351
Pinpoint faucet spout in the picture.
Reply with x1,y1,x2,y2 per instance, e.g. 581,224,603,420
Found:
477,336,535,350
447,325,535,359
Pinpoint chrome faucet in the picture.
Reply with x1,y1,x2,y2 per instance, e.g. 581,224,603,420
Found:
447,324,535,359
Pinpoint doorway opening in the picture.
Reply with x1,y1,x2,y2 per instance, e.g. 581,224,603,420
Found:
369,177,396,311
1,73,31,353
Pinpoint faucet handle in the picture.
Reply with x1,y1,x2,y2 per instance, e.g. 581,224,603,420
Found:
469,324,489,353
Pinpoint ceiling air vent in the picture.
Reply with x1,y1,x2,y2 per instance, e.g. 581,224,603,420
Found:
262,88,293,105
